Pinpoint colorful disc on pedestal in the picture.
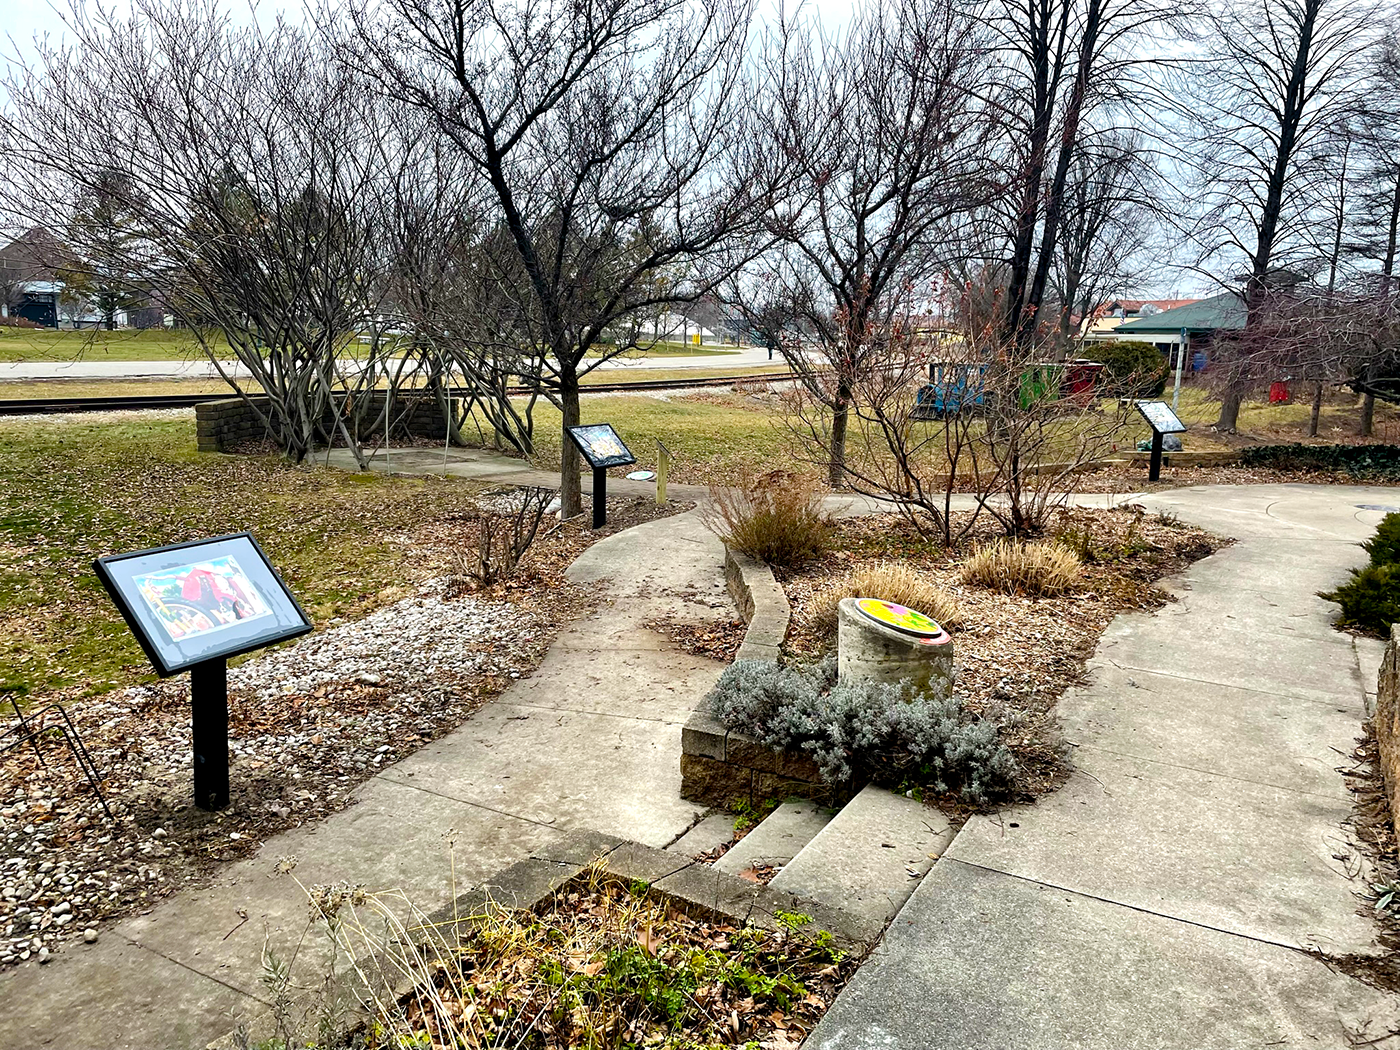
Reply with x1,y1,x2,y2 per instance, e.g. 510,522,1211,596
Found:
854,598,948,642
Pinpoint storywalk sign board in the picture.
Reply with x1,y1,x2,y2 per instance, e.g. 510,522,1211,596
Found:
95,532,312,809
567,423,636,528
1133,400,1187,481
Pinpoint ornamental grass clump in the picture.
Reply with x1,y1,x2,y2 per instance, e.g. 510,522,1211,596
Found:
809,562,963,632
960,539,1081,597
708,658,1017,805
701,469,834,568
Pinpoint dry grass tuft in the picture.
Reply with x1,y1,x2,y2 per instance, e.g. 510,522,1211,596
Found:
700,469,834,568
809,561,963,631
960,539,1081,597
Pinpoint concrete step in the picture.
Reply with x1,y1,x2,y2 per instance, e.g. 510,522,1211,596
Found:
770,785,956,933
666,814,736,858
714,800,833,875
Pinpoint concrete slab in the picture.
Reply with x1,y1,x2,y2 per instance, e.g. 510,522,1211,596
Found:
714,800,832,874
1061,663,1359,798
666,814,736,857
770,786,956,931
808,860,1400,1050
377,701,704,847
948,746,1373,953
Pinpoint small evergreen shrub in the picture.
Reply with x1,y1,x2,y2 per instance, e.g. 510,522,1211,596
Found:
1320,563,1400,635
1087,339,1168,398
809,562,963,631
1364,513,1400,568
708,658,1018,804
1239,444,1400,480
960,539,1081,597
701,470,834,568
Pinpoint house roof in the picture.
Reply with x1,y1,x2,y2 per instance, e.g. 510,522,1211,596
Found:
1113,292,1246,334
1094,298,1199,317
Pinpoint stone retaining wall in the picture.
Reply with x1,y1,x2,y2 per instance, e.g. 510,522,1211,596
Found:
195,392,452,453
681,546,852,807
1376,625,1400,831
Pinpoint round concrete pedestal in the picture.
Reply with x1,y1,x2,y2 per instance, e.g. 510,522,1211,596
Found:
836,597,954,698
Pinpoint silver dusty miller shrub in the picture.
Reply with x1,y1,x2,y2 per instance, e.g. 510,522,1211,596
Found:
709,657,1018,804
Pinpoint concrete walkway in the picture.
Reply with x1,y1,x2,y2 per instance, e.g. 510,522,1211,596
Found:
812,484,1400,1049
0,510,732,1049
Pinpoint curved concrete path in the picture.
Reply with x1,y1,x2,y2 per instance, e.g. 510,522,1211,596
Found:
0,510,731,1049
813,484,1400,1049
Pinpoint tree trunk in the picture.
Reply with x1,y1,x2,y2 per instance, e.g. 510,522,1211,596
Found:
1308,382,1322,438
1362,392,1376,438
828,385,852,489
1215,386,1243,432
559,372,583,518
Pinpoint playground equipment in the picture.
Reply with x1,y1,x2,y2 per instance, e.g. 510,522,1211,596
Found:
912,359,1104,420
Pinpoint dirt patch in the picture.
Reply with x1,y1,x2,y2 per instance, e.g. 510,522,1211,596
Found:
777,505,1225,804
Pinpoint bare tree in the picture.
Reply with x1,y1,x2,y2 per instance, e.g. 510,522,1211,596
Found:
2,0,414,464
349,0,763,518
1187,0,1373,431
985,0,1185,349
730,0,994,487
1051,131,1159,343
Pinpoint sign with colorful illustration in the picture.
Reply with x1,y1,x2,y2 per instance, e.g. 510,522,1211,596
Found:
133,555,273,644
566,424,637,470
855,598,950,642
94,533,312,676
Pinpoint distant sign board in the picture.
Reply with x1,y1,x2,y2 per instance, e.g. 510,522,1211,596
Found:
94,533,312,677
1134,400,1187,434
567,424,636,470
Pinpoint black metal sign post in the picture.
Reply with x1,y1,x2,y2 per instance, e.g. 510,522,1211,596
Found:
190,659,230,809
93,532,313,811
566,423,636,529
1133,400,1187,483
592,466,608,528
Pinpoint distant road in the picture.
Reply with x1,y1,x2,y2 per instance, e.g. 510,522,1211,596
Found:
0,345,785,381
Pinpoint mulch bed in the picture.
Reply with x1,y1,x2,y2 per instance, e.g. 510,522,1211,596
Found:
370,873,857,1050
0,493,690,969
1067,462,1400,494
777,505,1226,804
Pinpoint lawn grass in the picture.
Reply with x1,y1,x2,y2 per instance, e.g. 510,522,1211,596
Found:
0,327,748,364
0,327,206,362
0,415,487,702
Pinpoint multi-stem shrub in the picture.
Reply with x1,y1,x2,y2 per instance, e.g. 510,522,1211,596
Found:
1087,339,1168,398
808,562,962,632
452,486,553,591
708,658,1018,804
960,539,1081,597
701,470,834,568
1364,513,1400,568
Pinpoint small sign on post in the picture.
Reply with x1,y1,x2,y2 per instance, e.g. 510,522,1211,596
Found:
1133,400,1187,482
94,533,313,810
566,423,636,528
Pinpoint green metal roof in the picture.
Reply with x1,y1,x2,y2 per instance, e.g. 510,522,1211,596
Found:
1113,292,1245,334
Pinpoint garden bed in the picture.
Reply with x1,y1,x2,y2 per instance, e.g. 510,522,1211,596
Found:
773,505,1225,804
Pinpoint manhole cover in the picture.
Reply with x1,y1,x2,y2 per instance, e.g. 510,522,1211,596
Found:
1356,504,1400,513
854,598,949,642
625,470,657,481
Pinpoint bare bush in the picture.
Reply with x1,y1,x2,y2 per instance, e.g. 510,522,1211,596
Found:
960,539,1082,597
451,488,553,591
699,470,834,568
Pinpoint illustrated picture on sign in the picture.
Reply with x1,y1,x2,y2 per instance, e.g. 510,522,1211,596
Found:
566,423,637,469
133,554,273,643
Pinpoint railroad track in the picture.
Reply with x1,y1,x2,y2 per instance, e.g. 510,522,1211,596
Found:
0,370,796,417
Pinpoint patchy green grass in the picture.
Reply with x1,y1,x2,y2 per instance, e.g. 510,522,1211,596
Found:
0,327,748,364
0,415,487,701
0,327,207,362
521,392,801,482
